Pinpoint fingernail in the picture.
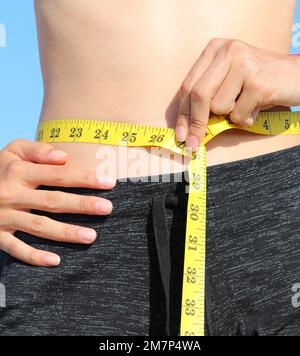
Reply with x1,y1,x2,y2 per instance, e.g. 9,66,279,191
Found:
252,109,260,120
96,199,113,214
44,254,61,266
50,149,67,160
244,118,254,127
176,126,187,142
97,175,116,187
230,112,240,123
186,135,199,151
79,228,97,243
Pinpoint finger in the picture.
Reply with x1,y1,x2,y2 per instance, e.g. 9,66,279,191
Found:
176,39,224,142
4,139,68,164
230,88,260,127
23,163,116,189
4,210,97,244
188,53,231,150
211,67,244,115
17,188,113,215
0,231,61,267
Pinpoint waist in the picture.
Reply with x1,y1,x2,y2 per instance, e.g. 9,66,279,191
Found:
37,116,300,179
32,141,300,218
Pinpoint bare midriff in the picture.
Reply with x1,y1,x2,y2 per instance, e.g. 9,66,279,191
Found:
35,0,299,179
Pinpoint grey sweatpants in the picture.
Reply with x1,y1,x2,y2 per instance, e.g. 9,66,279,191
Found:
0,144,300,336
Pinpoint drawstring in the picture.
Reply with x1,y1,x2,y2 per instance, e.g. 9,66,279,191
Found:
152,193,179,336
152,193,171,336
152,191,211,336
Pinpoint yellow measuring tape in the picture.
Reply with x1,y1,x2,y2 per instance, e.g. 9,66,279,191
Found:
36,111,300,336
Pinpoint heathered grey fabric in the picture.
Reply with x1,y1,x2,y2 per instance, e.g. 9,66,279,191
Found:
0,144,299,336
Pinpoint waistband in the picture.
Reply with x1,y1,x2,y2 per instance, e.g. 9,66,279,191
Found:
206,143,300,207
38,144,300,203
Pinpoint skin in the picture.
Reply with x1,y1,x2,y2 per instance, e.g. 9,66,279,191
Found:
176,39,300,150
0,139,115,266
0,0,299,266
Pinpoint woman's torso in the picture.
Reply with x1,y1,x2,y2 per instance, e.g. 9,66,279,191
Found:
35,0,299,178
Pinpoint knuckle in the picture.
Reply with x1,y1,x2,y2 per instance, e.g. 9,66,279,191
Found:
60,225,73,242
226,39,246,54
51,166,65,185
190,118,207,133
30,215,46,235
28,250,40,266
5,138,26,152
207,37,223,48
191,88,208,102
79,170,93,186
43,192,61,210
180,82,191,97
6,160,25,178
78,196,91,213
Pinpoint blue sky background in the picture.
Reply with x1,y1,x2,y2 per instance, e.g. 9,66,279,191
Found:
0,1,300,149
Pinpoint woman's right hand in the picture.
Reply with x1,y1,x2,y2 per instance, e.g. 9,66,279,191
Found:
0,139,116,267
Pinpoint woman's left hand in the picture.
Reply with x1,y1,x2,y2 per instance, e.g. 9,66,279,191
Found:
175,38,300,150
